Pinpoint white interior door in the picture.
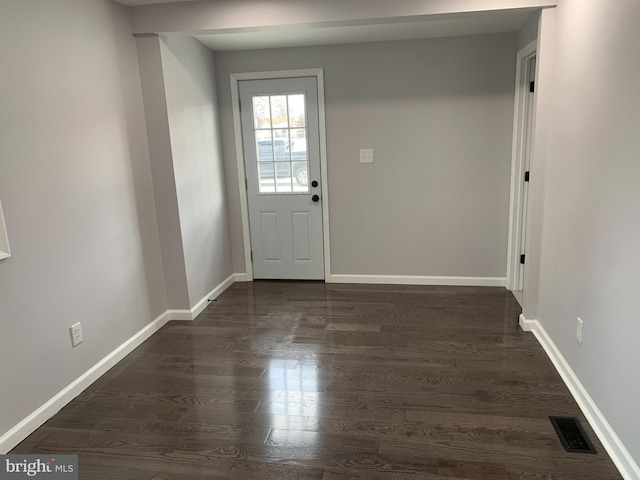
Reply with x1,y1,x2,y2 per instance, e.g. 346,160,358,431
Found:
240,77,324,280
517,55,537,291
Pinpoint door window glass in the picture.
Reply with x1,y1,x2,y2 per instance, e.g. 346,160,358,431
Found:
253,94,309,194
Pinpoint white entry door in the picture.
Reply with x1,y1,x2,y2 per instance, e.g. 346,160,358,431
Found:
240,77,324,280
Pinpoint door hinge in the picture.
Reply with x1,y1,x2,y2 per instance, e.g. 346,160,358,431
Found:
520,254,526,265
524,171,530,182
529,80,535,93
250,251,253,261
245,178,248,190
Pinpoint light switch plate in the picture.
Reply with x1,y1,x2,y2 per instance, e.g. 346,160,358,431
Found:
360,149,374,163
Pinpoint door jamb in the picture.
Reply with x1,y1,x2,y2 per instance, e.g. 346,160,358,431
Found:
506,41,537,291
230,69,331,281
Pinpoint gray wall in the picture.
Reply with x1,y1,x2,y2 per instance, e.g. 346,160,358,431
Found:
518,10,540,49
137,36,191,309
215,34,518,278
159,36,233,305
0,0,166,437
534,0,640,462
522,8,556,319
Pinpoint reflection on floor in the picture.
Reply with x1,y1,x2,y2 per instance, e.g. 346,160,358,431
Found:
12,281,622,479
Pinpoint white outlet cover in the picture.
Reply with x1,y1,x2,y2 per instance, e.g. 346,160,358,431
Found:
70,322,83,347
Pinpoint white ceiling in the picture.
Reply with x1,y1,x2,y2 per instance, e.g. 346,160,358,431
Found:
193,10,534,52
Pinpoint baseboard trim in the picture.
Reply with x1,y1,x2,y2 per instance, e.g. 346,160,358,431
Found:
233,272,250,282
0,309,172,454
166,310,193,321
518,313,537,331
519,314,640,480
168,273,236,321
328,274,506,287
190,273,235,319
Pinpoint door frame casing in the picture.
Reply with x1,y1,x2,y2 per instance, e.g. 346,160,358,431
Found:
230,69,331,281
506,41,537,292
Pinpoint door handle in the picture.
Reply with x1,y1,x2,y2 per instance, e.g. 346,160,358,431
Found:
312,194,320,202
311,180,319,188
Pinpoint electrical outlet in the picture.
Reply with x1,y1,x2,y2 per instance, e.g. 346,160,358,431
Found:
576,317,584,344
70,322,83,347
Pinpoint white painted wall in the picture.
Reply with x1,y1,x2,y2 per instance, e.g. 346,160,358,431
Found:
0,0,166,438
159,36,233,306
215,34,517,278
534,0,640,465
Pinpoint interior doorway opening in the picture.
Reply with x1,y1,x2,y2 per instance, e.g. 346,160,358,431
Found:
507,41,538,305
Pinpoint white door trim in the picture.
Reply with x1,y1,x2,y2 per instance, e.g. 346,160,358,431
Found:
506,41,537,291
230,69,331,281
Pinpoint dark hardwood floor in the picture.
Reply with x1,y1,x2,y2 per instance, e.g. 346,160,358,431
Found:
12,282,622,479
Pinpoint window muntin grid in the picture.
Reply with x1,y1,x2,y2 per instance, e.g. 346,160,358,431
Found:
252,94,309,194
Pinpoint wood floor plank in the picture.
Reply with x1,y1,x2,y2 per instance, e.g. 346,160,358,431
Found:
81,464,158,480
152,472,228,480
11,282,623,479
437,459,509,480
229,461,325,479
266,428,380,453
322,468,467,480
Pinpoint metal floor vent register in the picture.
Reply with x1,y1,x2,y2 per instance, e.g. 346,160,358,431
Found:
549,416,597,453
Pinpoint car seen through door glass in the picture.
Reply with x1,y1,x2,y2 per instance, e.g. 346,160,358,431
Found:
257,138,308,188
